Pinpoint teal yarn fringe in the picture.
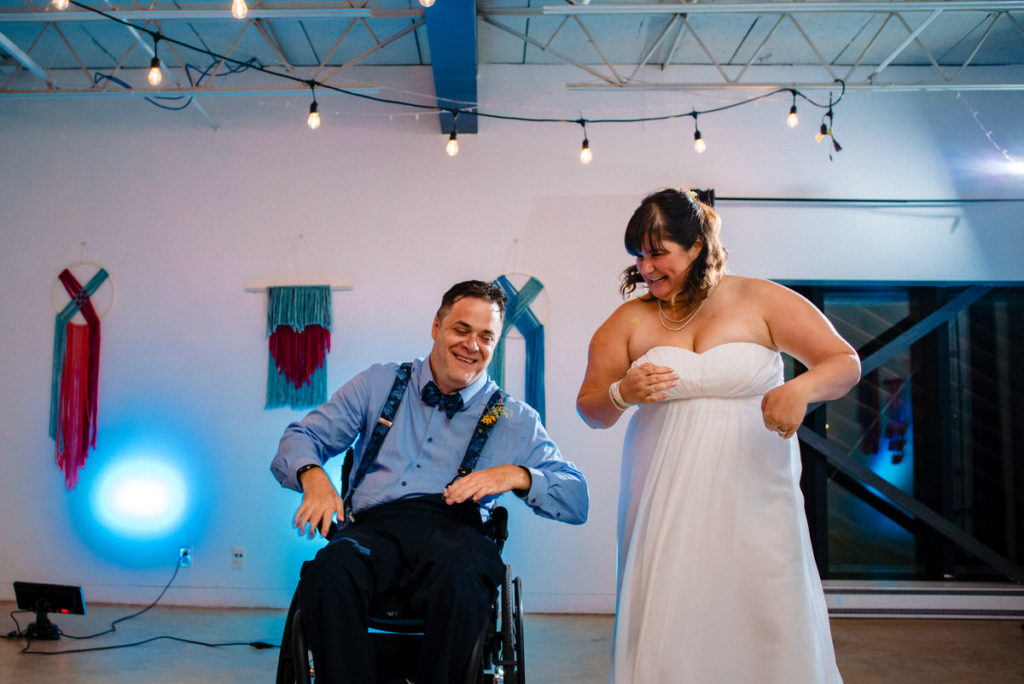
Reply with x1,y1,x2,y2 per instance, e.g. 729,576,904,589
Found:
267,285,332,335
266,356,327,409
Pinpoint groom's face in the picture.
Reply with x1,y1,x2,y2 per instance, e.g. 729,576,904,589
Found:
428,295,501,394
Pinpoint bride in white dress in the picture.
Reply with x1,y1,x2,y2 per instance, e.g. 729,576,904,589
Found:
577,189,860,683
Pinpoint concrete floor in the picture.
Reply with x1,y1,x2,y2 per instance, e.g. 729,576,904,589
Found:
2,602,1023,683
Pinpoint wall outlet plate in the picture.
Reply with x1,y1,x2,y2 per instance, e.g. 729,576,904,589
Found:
179,546,192,568
231,547,244,570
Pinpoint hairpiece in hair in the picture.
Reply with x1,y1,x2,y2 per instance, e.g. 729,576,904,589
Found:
680,188,698,204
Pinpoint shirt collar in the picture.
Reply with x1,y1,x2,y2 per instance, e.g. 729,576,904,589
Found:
413,357,493,405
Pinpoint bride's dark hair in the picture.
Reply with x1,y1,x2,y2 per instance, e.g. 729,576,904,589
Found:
620,188,728,305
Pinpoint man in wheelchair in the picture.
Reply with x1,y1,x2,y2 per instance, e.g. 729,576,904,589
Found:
271,280,589,683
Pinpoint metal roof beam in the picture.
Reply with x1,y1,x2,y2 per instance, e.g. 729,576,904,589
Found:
871,8,942,76
540,2,1024,16
0,83,380,98
0,27,48,81
565,80,1024,91
0,7,416,23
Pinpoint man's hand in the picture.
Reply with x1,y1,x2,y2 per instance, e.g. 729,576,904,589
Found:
443,465,532,505
294,467,345,538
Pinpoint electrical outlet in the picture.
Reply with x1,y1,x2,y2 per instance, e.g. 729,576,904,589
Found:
231,547,245,570
179,546,192,568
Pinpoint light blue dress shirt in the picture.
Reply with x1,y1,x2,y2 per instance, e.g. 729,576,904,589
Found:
271,358,588,524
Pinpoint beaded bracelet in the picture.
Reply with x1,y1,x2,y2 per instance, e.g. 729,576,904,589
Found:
609,380,631,411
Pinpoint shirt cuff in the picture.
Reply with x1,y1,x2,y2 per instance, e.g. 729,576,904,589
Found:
521,466,548,508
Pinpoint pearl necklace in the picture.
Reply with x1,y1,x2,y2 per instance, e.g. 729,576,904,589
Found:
657,297,707,332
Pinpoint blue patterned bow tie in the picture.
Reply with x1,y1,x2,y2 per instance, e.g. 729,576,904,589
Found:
421,381,464,419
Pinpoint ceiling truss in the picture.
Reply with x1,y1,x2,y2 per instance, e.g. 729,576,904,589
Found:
1,0,1024,108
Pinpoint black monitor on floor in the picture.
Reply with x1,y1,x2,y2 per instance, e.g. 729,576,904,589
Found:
13,581,86,640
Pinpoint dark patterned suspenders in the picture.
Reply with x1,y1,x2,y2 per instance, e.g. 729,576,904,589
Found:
343,362,507,523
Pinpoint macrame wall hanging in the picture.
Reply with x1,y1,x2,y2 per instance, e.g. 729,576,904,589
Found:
265,285,332,409
491,274,548,425
245,234,352,410
49,260,115,490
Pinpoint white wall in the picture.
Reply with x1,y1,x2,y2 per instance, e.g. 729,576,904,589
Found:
1,65,1022,612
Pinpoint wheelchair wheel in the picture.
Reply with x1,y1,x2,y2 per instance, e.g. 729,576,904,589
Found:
292,609,315,684
499,566,525,684
513,575,525,682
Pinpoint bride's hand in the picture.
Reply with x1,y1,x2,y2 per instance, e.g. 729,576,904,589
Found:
760,381,810,439
619,363,678,405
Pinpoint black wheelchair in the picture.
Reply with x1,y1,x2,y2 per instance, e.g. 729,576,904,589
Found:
275,504,526,684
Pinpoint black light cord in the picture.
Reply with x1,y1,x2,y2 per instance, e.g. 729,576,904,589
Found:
63,0,845,127
6,559,278,655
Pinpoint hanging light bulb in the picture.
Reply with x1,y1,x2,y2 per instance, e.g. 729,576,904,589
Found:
445,110,459,156
578,120,592,164
815,123,827,142
52,0,70,10
580,137,593,164
786,91,798,128
147,35,162,86
148,56,162,86
692,113,706,154
419,0,435,6
231,0,248,19
307,101,320,129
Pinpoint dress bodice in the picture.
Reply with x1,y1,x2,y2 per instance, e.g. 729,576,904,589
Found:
631,342,783,400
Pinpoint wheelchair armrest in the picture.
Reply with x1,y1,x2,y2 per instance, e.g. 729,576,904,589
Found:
483,506,508,550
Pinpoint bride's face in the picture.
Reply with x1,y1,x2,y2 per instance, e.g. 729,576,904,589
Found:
634,238,703,302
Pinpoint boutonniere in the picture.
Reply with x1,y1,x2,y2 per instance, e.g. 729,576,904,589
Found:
479,400,510,427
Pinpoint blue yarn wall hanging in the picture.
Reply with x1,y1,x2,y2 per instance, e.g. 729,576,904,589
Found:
491,275,546,425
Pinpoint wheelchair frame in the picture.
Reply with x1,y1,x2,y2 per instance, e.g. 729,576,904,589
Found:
275,505,526,684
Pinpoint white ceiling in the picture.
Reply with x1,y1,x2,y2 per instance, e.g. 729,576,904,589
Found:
2,1,1023,101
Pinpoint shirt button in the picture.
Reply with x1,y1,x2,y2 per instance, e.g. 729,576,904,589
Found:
427,437,433,443
401,481,407,486
416,464,421,468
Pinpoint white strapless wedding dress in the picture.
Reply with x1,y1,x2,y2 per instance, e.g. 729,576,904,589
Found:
612,343,841,683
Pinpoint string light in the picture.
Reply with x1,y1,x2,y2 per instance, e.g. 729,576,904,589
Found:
787,92,798,128
693,114,706,154
419,0,435,6
52,0,70,10
59,2,850,161
231,0,248,19
445,110,460,156
578,120,593,164
307,84,321,129
147,37,162,87
815,103,842,160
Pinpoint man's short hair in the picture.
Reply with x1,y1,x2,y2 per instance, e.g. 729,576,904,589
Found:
436,280,507,322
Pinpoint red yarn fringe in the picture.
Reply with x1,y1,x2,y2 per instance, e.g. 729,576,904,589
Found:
57,323,94,490
269,325,331,388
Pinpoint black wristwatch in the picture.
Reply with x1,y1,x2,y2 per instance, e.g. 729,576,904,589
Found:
296,464,321,489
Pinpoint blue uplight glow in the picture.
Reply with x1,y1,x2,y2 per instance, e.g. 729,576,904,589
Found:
65,411,214,568
92,456,188,536
92,458,187,538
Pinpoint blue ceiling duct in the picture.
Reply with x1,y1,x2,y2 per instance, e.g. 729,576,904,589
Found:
424,0,478,134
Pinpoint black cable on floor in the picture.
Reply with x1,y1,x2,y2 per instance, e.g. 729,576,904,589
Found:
5,559,279,655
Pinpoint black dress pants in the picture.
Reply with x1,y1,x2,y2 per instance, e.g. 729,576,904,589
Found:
298,496,505,684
